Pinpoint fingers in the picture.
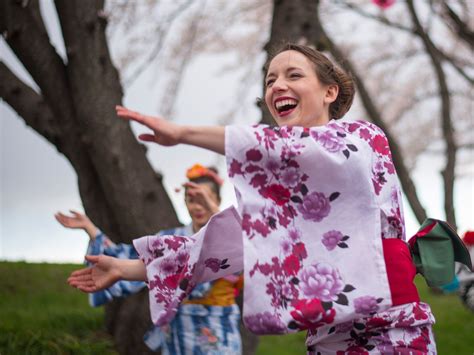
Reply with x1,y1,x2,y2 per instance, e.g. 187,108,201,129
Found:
69,210,82,218
116,106,150,126
84,255,100,264
69,267,93,278
54,212,70,227
138,134,156,142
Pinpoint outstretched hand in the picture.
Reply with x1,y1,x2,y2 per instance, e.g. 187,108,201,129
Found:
68,255,120,293
55,210,91,229
116,105,183,146
55,210,98,240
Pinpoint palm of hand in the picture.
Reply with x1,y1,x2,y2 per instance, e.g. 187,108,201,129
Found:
91,256,119,289
55,212,88,229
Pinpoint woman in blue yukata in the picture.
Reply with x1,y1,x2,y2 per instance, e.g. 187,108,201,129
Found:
57,164,243,354
69,43,438,354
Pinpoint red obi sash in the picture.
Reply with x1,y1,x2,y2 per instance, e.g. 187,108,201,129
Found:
382,238,420,306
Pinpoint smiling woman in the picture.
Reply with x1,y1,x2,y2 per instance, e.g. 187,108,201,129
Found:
68,43,439,354
264,43,354,128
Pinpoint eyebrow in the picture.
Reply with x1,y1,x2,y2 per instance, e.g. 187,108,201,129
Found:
266,66,302,78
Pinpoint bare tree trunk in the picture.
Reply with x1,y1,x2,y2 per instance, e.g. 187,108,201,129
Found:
407,0,457,229
1,1,180,353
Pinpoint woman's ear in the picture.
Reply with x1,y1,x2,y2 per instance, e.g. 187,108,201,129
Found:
325,84,339,104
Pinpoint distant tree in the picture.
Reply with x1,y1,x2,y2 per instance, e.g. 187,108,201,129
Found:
0,1,179,353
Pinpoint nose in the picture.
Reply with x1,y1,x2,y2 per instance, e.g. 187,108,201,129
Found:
271,77,288,92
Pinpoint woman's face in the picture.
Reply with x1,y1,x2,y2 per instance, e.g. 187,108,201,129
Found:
264,50,338,128
184,182,219,230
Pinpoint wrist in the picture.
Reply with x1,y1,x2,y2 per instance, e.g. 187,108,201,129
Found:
179,125,192,144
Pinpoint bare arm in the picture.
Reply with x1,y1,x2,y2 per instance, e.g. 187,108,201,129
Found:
116,106,225,155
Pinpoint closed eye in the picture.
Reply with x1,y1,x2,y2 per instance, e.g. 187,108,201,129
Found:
266,78,275,87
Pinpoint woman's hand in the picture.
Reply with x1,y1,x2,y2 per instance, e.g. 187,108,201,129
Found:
68,255,121,292
55,210,98,240
68,256,147,293
116,105,183,146
116,105,225,155
184,182,220,215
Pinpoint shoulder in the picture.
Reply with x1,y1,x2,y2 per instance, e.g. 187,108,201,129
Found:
338,119,386,136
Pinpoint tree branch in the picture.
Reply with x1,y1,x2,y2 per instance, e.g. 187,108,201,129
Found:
336,1,474,86
0,61,61,145
407,0,457,228
0,0,77,126
442,2,474,50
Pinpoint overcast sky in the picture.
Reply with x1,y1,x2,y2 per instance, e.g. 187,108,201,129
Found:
1,0,472,263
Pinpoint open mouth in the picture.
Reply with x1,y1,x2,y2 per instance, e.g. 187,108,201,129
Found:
275,98,298,117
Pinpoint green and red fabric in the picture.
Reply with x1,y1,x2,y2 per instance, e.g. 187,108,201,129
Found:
408,219,472,287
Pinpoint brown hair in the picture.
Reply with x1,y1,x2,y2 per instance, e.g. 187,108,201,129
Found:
264,43,355,120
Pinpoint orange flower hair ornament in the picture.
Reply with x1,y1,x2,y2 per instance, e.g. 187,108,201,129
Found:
186,164,224,186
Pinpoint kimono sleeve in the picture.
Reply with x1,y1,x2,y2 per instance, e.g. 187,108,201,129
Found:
133,206,243,326
86,232,146,307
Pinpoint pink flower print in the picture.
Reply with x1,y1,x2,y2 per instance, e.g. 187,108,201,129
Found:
250,173,267,188
204,258,221,272
366,316,391,329
293,242,307,260
243,312,287,334
176,250,189,265
384,161,395,174
311,130,345,153
246,148,263,162
164,237,184,252
290,299,336,330
281,283,294,299
281,167,300,187
354,296,380,314
288,227,301,242
297,192,331,222
265,158,280,172
261,184,291,206
253,218,271,237
163,274,180,289
160,257,177,274
299,263,344,302
322,230,344,251
283,254,300,276
204,257,230,272
370,135,390,155
359,127,372,141
228,159,243,177
281,144,304,160
347,122,361,133
280,238,292,254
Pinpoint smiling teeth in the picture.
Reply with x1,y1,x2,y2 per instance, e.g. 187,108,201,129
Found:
275,99,298,110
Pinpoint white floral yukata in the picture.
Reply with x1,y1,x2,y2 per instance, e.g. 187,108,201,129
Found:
134,120,437,354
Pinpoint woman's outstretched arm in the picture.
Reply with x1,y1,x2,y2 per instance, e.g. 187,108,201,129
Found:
68,255,146,293
116,105,225,155
55,210,99,241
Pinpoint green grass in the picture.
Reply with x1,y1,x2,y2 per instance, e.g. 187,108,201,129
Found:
1,262,473,354
0,261,115,355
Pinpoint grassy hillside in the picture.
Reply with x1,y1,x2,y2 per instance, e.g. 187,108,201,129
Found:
1,261,473,354
0,261,114,354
